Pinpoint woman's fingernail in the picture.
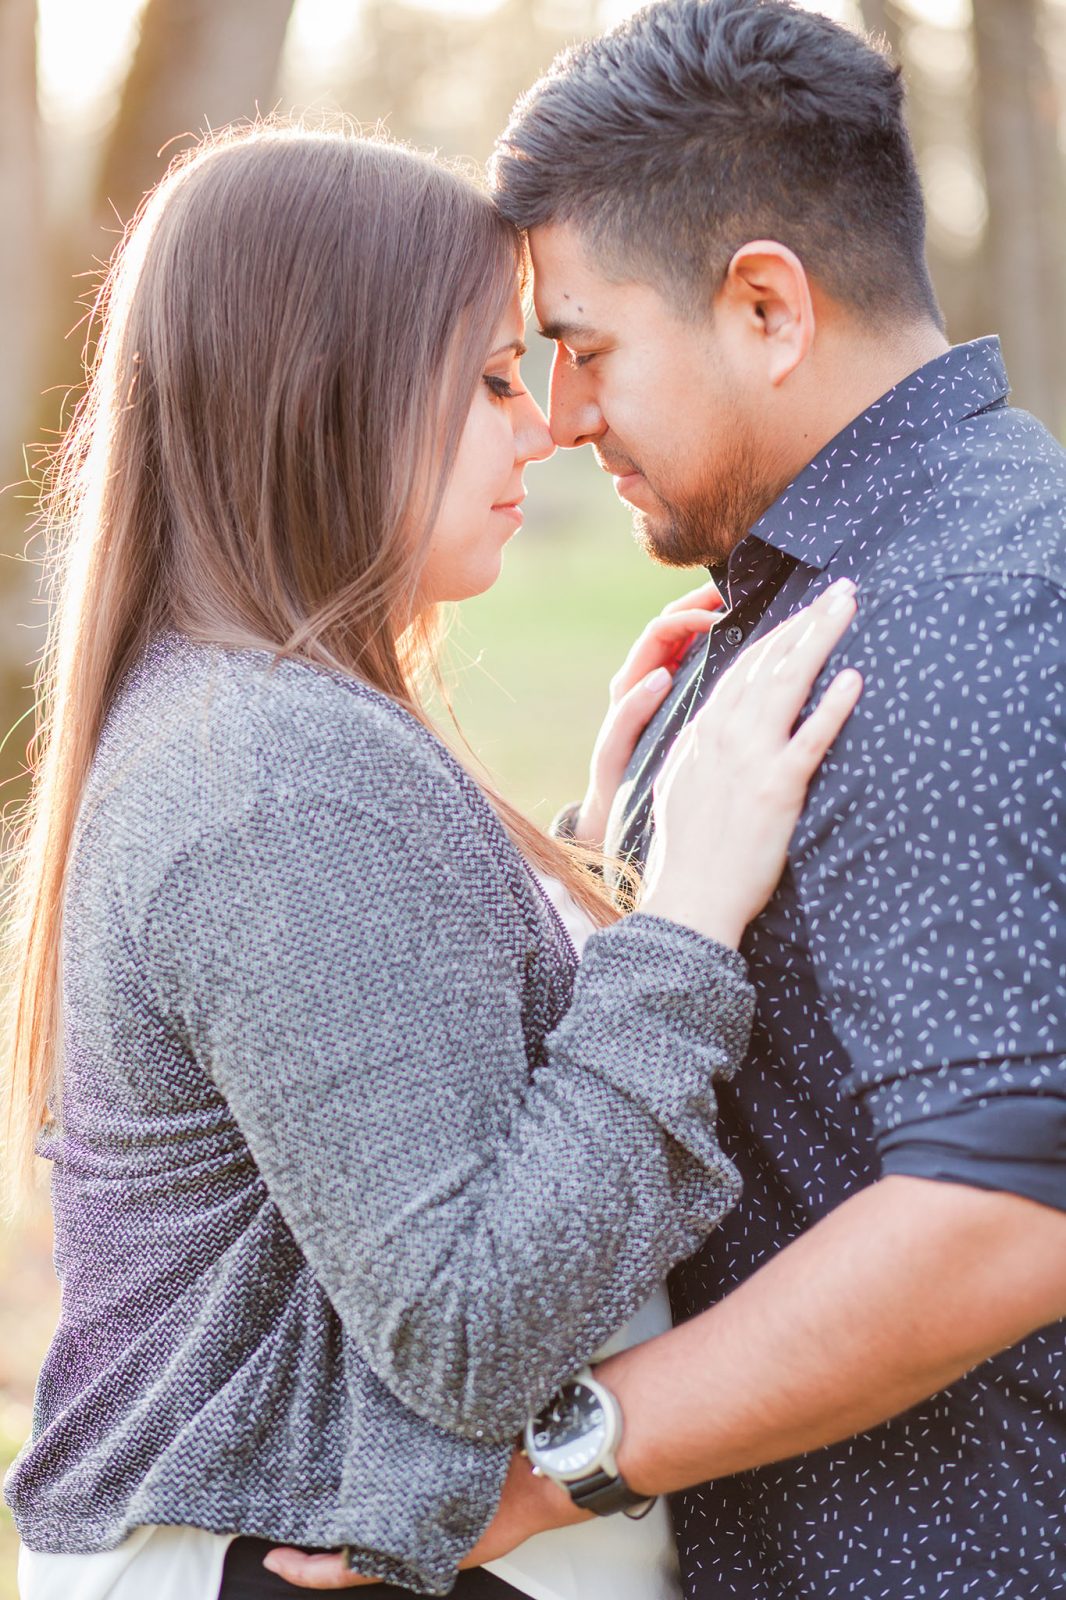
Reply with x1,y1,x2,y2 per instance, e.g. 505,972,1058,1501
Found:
643,667,672,692
262,1555,283,1574
823,577,856,615
831,668,863,694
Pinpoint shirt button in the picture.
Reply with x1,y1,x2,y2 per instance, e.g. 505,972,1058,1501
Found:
724,625,745,647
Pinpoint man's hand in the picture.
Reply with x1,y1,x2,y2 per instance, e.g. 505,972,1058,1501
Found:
574,579,723,847
263,1448,585,1588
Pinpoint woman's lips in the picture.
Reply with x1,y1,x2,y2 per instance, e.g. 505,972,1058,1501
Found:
491,498,525,527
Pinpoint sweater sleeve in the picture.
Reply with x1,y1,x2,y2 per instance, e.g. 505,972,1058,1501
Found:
146,785,752,1443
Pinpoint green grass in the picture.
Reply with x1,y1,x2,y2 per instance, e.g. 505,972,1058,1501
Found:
440,480,696,819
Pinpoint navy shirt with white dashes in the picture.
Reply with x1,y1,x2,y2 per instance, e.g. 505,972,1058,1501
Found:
608,338,1066,1600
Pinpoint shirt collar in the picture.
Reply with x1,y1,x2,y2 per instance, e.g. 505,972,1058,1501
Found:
740,336,1009,573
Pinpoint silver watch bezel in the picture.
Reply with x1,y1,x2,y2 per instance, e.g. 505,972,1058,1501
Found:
523,1365,623,1486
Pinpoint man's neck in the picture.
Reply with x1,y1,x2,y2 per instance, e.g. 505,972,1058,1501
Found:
800,320,950,467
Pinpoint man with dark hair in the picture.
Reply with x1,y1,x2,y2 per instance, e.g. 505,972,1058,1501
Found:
268,3,1065,1597
483,1,1064,1595
496,0,939,321
494,0,946,581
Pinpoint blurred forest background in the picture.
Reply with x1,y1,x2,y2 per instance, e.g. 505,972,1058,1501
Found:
2,0,1066,1591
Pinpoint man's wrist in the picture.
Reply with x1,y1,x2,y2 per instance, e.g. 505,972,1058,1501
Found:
514,1448,592,1533
594,1350,663,1501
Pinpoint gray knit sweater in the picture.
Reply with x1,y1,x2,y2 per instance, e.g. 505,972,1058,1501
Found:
6,632,754,1593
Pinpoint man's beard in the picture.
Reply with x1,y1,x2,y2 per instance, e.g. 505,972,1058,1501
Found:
599,441,788,570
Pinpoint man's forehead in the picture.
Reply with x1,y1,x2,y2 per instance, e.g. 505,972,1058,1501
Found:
528,221,682,340
528,221,612,326
528,219,595,276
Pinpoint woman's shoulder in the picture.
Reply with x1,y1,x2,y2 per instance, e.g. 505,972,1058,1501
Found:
80,633,486,890
107,632,459,807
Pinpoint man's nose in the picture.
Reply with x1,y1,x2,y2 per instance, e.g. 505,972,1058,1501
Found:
515,392,555,467
548,351,606,449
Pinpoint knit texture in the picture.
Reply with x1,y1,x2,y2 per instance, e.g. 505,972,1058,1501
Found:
6,633,754,1593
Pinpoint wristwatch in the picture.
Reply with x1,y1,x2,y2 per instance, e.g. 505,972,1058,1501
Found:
523,1366,656,1517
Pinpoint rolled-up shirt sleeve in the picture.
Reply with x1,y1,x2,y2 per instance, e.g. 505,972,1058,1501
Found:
872,1076,1066,1210
793,572,1066,1211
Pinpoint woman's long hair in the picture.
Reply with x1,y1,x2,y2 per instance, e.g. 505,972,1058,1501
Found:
2,124,623,1203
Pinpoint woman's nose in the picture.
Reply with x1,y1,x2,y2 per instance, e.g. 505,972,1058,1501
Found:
548,353,605,449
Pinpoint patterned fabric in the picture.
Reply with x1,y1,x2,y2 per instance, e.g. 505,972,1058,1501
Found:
6,633,755,1595
609,338,1066,1599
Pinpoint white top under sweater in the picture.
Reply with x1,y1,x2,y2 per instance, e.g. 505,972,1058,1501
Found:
19,874,679,1600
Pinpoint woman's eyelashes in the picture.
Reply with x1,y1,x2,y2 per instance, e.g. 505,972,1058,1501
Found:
483,373,525,402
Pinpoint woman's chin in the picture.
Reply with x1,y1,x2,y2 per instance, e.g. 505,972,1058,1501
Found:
430,557,507,606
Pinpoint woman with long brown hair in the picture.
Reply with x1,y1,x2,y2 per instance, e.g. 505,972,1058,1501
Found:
3,125,860,1599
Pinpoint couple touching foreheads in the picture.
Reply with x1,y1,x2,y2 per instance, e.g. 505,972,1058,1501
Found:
7,2,1065,1599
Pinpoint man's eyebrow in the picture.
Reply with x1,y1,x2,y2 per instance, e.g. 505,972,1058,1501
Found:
536,319,607,345
487,338,527,359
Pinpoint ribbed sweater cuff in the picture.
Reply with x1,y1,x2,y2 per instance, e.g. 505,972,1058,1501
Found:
553,912,754,1155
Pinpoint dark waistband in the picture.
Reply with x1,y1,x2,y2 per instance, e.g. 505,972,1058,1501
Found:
218,1536,524,1599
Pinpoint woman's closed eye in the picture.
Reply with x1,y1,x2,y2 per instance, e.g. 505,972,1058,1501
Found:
483,373,526,401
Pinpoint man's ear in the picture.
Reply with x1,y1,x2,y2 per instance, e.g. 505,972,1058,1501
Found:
718,241,815,386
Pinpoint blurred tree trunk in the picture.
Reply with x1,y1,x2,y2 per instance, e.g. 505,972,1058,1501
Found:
96,0,296,232
37,0,298,473
973,0,1066,433
0,0,298,794
868,5,988,347
34,0,297,516
339,0,580,168
0,0,44,722
0,0,43,497
858,0,904,62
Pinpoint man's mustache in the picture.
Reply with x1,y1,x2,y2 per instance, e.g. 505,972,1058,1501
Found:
593,445,643,478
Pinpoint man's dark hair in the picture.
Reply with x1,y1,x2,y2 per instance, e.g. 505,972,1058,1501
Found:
492,0,942,328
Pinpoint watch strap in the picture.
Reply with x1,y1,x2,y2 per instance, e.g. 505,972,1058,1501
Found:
568,1467,656,1517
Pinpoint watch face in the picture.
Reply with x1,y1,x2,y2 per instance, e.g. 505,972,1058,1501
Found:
529,1380,609,1479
